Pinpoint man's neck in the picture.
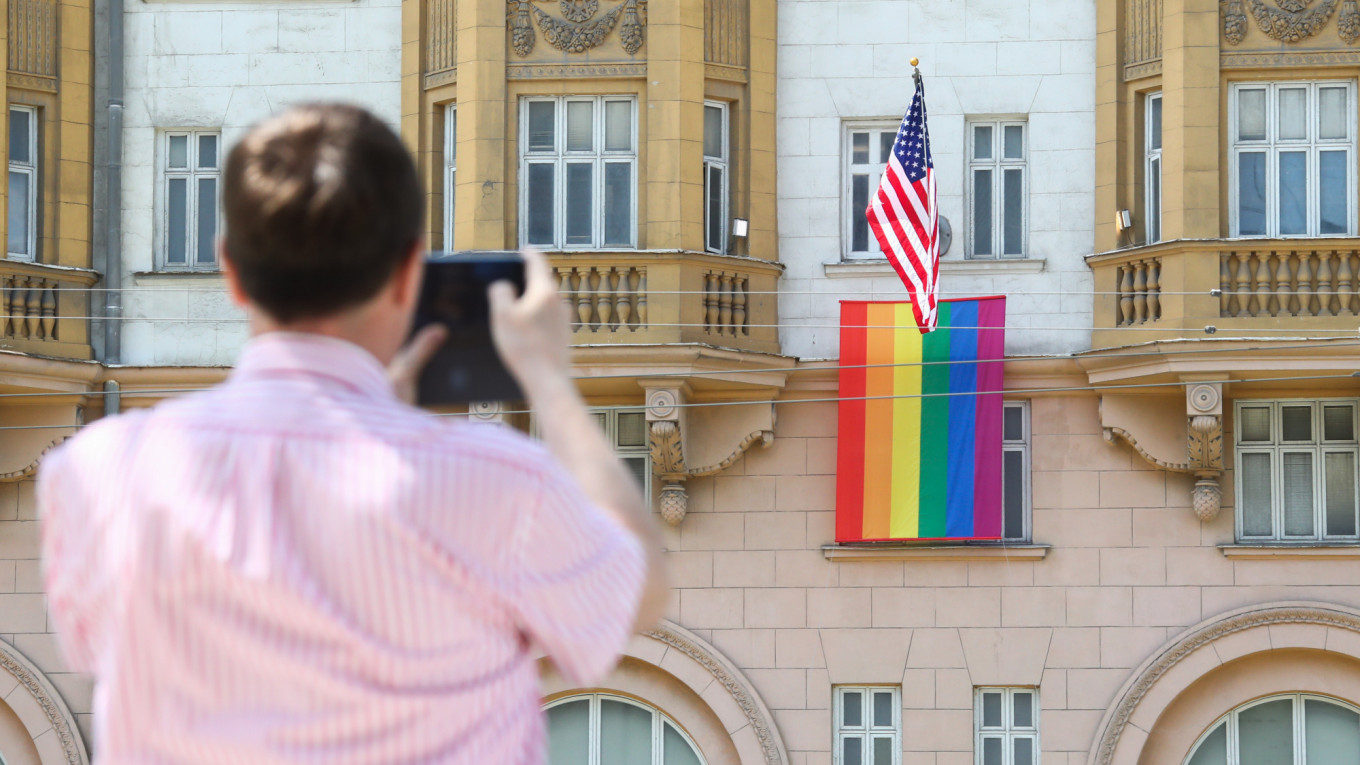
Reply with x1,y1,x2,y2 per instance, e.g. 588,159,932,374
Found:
248,308,403,367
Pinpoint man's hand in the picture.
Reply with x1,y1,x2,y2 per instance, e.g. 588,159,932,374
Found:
388,324,448,405
488,248,572,395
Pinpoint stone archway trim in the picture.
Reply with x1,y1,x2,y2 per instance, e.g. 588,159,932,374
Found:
1088,601,1360,765
644,621,790,765
0,638,88,765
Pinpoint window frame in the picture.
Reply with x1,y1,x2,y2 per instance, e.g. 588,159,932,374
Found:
518,95,638,251
974,687,1039,765
1183,693,1360,765
443,104,456,252
1228,80,1357,239
966,119,1027,260
543,692,708,765
704,100,729,255
7,105,38,262
1146,92,1162,244
842,121,899,260
833,686,901,765
158,129,222,271
1002,401,1032,543
1233,397,1360,543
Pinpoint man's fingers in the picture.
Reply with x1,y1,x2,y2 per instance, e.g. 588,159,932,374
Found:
520,247,557,301
390,324,447,381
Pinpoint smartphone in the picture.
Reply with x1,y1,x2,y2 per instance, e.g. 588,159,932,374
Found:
411,251,526,406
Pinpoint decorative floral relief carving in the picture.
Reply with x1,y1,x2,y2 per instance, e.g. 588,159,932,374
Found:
508,0,644,57
1340,0,1360,41
1247,0,1340,41
1223,0,1249,43
1222,0,1359,43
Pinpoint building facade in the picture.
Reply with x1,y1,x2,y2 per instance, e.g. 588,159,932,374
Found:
2,0,1360,764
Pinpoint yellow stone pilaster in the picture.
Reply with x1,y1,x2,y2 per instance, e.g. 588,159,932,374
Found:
455,0,508,249
1094,0,1122,253
645,0,705,250
746,0,777,259
1161,0,1220,240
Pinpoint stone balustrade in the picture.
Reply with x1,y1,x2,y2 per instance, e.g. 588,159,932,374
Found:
0,260,97,359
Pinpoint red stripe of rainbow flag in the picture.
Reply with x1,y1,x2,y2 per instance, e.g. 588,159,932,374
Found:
835,297,1006,542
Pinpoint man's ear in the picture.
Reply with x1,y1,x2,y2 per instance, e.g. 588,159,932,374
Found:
219,239,252,308
392,240,426,308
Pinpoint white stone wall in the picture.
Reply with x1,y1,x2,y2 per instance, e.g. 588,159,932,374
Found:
776,0,1097,358
118,1,402,366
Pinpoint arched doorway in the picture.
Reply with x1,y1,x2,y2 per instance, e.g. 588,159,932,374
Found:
546,693,706,765
1183,694,1360,764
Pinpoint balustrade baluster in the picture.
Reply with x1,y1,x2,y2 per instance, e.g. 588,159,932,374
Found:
1220,255,1235,317
39,281,55,340
23,279,38,339
1145,259,1160,321
733,278,748,335
1317,253,1335,317
1296,254,1314,316
1118,264,1133,326
704,273,719,331
1227,254,1245,317
718,274,734,332
1339,253,1356,316
1249,253,1268,318
1283,254,1300,316
0,276,10,338
578,269,597,331
1133,261,1148,324
1235,254,1253,317
6,278,21,337
615,269,633,330
596,269,615,329
636,273,648,327
1267,254,1283,317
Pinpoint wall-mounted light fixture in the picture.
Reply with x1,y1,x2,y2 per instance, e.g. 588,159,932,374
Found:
728,218,749,255
1115,209,1133,232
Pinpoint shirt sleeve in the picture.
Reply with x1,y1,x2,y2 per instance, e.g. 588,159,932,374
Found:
509,465,646,686
38,444,109,675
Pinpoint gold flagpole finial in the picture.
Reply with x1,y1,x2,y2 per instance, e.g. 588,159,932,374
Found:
910,57,919,67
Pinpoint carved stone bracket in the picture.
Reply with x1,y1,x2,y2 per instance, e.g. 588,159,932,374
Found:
1099,382,1224,521
644,384,775,526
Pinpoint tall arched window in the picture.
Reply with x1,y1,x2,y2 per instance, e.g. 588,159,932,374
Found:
546,693,705,765
1184,693,1360,764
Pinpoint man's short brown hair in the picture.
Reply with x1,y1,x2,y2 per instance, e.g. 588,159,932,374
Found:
223,103,422,323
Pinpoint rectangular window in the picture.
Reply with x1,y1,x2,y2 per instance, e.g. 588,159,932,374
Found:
1235,399,1359,542
520,96,636,250
968,120,1026,259
444,104,456,251
844,123,898,259
1146,92,1162,244
704,101,729,254
161,130,221,270
531,408,651,499
976,688,1039,765
1229,82,1355,238
834,687,900,765
1002,401,1031,542
8,105,38,261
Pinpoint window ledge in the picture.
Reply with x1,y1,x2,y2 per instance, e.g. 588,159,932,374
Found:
821,543,1050,562
132,270,225,277
824,259,1046,278
1219,544,1360,560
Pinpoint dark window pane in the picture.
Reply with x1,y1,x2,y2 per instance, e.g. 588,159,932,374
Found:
1239,698,1294,765
7,171,30,256
973,169,993,256
1325,452,1357,537
1278,152,1307,236
843,737,862,765
167,177,188,264
528,101,556,152
1003,168,1023,255
1282,452,1315,537
605,101,631,151
564,163,593,246
1320,88,1349,140
1148,157,1161,242
1003,449,1025,540
197,177,217,264
1305,697,1360,764
1149,96,1162,151
622,456,648,491
852,132,869,164
1186,722,1228,765
1320,151,1348,235
843,691,863,727
198,134,218,169
604,163,631,246
873,692,892,727
880,132,894,163
982,692,1002,728
1012,691,1034,728
663,722,702,765
1003,405,1023,442
526,163,555,245
9,109,30,164
974,125,993,160
981,737,1002,765
1283,405,1313,441
599,700,653,765
1240,406,1272,442
707,164,724,252
1013,737,1034,765
546,700,590,765
1238,153,1267,236
617,412,646,447
852,174,869,252
1238,89,1267,141
1324,406,1355,442
872,737,892,765
1003,125,1023,159
704,105,724,159
168,135,188,169
1240,452,1273,536
566,101,593,152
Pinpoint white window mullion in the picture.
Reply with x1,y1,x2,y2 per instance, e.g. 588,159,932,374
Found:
443,104,456,251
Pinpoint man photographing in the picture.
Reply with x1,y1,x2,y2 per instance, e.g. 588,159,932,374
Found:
38,103,668,763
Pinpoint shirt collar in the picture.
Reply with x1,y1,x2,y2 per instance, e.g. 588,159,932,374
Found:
231,332,395,401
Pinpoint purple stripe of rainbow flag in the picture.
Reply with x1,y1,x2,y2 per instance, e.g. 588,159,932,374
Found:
835,297,1007,542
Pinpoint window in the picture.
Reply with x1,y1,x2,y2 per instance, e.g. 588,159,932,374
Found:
1185,694,1360,765
1230,81,1355,238
704,101,729,254
1235,398,1358,542
1146,92,1162,244
968,120,1026,259
8,106,37,261
975,688,1038,765
844,123,898,259
545,693,705,765
444,105,456,251
1002,401,1031,542
597,408,651,498
161,130,221,269
520,96,636,250
834,686,900,765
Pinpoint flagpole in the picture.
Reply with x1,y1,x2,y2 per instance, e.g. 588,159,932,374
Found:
911,57,921,88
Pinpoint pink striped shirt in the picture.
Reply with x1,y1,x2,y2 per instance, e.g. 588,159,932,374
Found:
39,332,645,765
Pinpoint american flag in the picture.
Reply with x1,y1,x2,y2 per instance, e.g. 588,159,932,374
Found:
865,78,939,332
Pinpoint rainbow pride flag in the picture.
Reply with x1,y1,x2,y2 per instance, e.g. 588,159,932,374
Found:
835,297,1007,542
